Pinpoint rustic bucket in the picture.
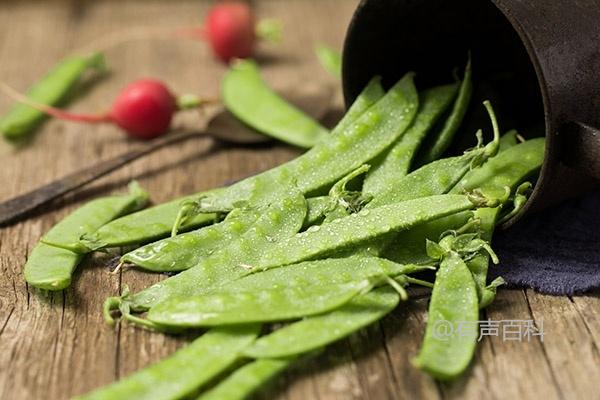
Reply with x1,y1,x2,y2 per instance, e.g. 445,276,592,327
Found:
342,0,600,225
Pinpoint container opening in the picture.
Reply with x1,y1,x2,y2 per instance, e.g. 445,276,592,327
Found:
342,0,545,147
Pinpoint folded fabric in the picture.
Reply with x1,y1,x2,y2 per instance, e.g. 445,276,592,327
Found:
490,190,600,295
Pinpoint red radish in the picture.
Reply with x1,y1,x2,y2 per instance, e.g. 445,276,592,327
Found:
76,2,280,64
174,1,280,63
0,79,210,139
205,1,256,62
110,79,177,139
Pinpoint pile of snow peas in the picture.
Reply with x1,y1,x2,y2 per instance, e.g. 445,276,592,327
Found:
23,62,546,399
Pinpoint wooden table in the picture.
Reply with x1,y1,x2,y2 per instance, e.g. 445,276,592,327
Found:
0,1,598,399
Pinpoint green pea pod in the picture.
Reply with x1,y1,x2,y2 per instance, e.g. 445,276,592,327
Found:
363,82,459,195
223,59,328,148
243,286,399,359
255,195,480,274
0,53,106,140
225,256,424,295
413,252,479,381
336,76,385,132
176,72,418,218
108,190,307,317
86,77,385,250
82,190,222,250
315,44,342,78
368,138,496,209
147,279,374,327
451,137,545,199
74,325,260,400
24,182,148,290
197,357,294,400
416,58,473,165
120,206,261,272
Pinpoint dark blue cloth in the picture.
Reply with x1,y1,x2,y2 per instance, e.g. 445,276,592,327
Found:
489,191,600,295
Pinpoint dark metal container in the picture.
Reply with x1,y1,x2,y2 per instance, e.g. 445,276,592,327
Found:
342,0,600,225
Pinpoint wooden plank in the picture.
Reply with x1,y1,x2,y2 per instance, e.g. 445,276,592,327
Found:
467,289,562,400
379,298,442,400
525,291,600,399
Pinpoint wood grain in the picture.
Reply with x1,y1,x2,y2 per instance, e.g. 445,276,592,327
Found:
0,1,598,399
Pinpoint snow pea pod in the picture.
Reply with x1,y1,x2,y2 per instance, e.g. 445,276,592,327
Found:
24,182,148,290
368,135,493,209
243,286,399,359
363,82,459,195
148,278,380,327
1,53,105,140
198,357,294,400
223,59,328,148
416,59,472,165
414,251,479,381
335,76,384,132
354,148,489,258
75,325,260,400
252,194,480,273
203,296,398,398
451,137,545,199
315,44,342,78
84,77,384,250
177,72,418,217
222,256,423,294
334,102,499,258
120,206,261,272
106,190,307,318
204,344,341,399
82,190,221,250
